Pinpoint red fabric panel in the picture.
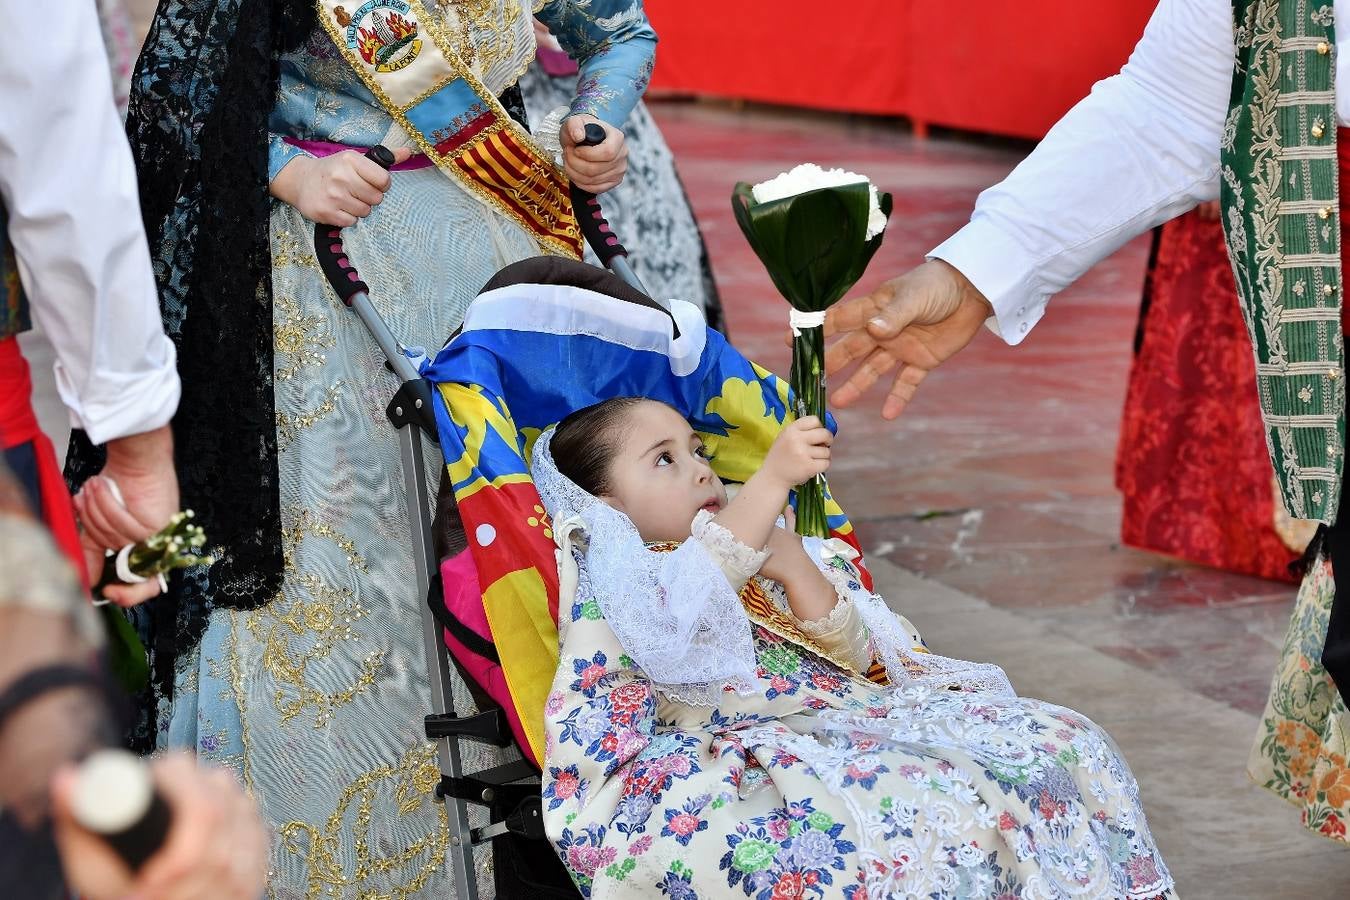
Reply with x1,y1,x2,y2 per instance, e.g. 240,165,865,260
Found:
904,3,1158,139
645,1,1158,140
1115,215,1301,584
0,336,87,584
645,0,909,117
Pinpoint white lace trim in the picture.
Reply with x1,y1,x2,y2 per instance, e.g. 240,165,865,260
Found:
533,428,761,707
690,509,770,583
794,590,854,635
800,536,1016,697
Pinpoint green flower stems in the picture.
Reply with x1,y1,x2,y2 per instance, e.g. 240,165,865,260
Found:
791,328,830,538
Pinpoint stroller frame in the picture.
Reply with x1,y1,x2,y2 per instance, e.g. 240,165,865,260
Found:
311,139,648,898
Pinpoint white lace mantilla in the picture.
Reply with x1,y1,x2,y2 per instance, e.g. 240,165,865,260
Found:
690,509,769,589
533,428,760,706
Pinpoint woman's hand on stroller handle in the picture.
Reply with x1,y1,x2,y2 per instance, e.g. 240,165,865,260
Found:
561,114,627,194
270,145,412,227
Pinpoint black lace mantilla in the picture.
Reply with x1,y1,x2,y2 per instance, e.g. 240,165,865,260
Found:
66,1,530,734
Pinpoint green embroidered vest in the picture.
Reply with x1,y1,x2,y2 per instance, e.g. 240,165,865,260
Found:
1222,0,1344,523
0,201,29,342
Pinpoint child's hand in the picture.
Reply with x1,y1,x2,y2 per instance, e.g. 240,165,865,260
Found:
270,148,413,226
761,416,832,489
759,525,810,584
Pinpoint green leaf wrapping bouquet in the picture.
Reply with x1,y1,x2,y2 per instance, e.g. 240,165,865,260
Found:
732,165,892,536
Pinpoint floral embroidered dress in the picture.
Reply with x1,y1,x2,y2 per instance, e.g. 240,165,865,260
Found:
154,4,655,898
543,521,1174,899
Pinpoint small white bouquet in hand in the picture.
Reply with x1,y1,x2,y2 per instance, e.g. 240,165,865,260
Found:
95,511,214,692
733,164,892,537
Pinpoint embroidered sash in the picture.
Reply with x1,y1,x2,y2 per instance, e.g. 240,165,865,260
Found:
315,0,583,257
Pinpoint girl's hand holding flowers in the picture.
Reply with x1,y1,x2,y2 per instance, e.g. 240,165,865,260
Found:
760,416,833,491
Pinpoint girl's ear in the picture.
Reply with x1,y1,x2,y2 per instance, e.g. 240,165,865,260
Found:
598,494,625,514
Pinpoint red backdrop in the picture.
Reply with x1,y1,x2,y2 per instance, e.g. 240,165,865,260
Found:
644,1,1160,140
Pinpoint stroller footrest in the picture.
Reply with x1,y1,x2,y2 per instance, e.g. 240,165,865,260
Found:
472,795,547,844
437,759,537,805
425,709,512,745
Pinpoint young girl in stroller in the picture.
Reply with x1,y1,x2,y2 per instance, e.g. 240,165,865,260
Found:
531,397,1174,899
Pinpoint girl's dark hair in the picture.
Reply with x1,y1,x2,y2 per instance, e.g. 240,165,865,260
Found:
550,397,650,496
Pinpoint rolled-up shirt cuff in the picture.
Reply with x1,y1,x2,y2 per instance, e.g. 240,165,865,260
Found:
58,336,181,445
928,216,1052,347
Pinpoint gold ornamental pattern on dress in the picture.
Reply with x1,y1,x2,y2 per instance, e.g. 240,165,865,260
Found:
316,0,583,258
1221,0,1345,523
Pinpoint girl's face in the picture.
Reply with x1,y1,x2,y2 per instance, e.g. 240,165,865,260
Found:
601,401,728,543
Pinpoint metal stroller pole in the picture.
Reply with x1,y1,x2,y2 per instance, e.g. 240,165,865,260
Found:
569,123,660,303
309,140,662,898
312,147,480,898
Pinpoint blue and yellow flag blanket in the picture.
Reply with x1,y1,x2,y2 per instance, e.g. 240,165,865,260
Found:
424,259,868,764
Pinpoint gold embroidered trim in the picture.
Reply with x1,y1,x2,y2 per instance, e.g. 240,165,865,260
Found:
1281,199,1340,214
1256,412,1339,427
1280,145,1339,160
276,744,448,899
1282,36,1335,51
313,0,581,258
1280,253,1342,267
1258,361,1343,376
1275,89,1337,106
1280,306,1342,322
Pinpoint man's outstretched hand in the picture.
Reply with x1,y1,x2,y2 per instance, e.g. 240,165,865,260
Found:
823,260,993,419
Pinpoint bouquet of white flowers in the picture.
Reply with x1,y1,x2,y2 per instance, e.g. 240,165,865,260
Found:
733,164,892,536
95,511,213,692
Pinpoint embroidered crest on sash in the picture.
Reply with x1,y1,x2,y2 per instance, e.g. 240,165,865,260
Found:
334,1,423,73
316,0,583,258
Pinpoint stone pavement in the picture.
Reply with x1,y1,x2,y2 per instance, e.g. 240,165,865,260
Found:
651,100,1350,897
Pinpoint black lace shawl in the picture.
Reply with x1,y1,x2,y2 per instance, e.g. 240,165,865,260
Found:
66,0,316,728
67,1,530,737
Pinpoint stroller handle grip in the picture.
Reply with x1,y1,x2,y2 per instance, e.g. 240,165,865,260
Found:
312,145,395,307
568,123,630,269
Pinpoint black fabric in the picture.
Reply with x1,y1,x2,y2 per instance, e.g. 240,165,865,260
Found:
2,441,41,517
0,664,104,733
65,0,316,731
0,812,65,900
482,255,667,315
1322,518,1350,703
494,829,581,898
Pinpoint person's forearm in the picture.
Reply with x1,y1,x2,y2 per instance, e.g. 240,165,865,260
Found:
710,472,788,552
779,560,839,623
268,153,312,208
929,0,1233,345
105,424,174,473
537,0,657,127
0,0,180,446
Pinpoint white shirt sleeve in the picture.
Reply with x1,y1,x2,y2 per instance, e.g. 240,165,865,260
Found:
0,0,179,445
928,0,1235,345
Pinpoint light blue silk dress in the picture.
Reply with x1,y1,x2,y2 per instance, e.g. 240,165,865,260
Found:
163,4,655,897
